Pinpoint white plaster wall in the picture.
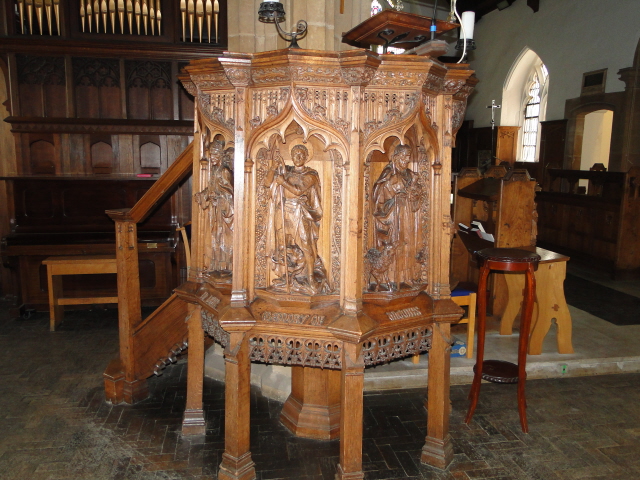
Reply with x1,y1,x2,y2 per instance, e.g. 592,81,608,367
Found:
581,109,613,171
465,0,640,127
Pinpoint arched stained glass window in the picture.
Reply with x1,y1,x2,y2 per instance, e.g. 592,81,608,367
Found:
521,64,548,162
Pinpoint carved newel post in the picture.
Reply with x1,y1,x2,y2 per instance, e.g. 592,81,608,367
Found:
178,49,477,480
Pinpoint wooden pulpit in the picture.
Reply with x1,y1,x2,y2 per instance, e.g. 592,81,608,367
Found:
177,48,476,480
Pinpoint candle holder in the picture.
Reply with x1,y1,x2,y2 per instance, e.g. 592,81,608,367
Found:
258,1,308,49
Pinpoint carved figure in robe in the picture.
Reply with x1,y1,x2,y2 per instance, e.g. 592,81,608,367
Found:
371,144,424,290
265,144,329,295
195,139,234,274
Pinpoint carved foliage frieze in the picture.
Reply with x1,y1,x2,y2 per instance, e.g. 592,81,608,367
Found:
254,142,278,289
189,72,233,91
295,87,350,138
362,326,432,366
249,87,291,130
248,334,342,369
452,85,474,134
291,66,343,84
201,310,230,347
251,66,291,85
330,149,344,291
370,70,427,87
362,91,419,138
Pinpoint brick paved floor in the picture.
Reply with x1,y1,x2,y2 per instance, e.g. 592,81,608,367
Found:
2,303,640,480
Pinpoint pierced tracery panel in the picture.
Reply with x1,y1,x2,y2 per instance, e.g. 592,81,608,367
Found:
362,91,419,138
295,87,351,138
199,91,235,132
362,325,432,366
248,334,342,369
249,87,291,130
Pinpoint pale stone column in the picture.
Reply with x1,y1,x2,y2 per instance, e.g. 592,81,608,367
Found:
227,0,370,53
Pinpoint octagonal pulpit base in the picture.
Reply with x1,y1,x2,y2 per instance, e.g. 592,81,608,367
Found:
280,366,341,440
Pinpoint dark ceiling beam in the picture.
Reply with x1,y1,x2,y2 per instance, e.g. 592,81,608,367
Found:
453,0,540,20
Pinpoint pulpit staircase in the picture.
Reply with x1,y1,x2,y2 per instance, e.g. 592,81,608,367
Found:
103,142,196,404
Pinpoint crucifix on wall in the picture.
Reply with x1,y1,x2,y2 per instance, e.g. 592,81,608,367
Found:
487,99,501,162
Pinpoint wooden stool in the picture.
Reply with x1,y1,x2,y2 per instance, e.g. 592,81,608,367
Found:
464,248,540,433
43,255,118,331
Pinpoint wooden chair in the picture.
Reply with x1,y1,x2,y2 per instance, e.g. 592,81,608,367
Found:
412,285,476,363
451,286,476,359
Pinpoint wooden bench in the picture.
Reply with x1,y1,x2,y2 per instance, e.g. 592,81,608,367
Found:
43,255,118,331
500,247,573,355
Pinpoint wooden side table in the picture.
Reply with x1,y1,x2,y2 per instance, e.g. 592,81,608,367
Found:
465,248,540,433
500,247,573,355
43,255,118,331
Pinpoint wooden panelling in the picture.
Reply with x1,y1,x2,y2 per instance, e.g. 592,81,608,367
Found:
1,176,183,313
536,167,640,278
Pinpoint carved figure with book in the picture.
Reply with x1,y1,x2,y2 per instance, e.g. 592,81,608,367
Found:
371,144,424,290
195,138,234,275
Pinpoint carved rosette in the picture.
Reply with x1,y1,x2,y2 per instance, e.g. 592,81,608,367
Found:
201,310,230,347
442,79,466,96
295,87,351,138
423,72,444,94
249,87,291,130
362,91,419,139
362,326,432,366
340,65,377,86
248,334,343,369
223,67,252,87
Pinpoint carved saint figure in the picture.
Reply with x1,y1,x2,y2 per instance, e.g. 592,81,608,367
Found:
195,139,234,274
265,144,329,295
371,144,424,290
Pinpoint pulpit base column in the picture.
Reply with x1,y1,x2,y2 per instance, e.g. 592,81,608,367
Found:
218,452,256,480
280,366,341,440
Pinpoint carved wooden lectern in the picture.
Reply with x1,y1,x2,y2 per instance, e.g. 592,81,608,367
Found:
177,48,476,480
